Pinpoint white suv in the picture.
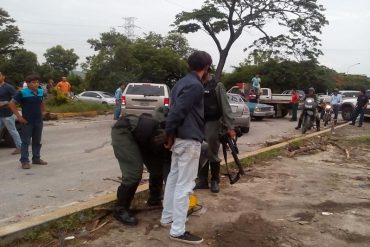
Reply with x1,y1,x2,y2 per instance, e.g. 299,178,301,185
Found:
341,90,370,121
121,83,170,116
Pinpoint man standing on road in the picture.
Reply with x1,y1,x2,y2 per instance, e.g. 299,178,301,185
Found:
0,71,22,155
160,51,212,245
349,88,369,127
114,82,125,120
55,77,71,96
330,88,343,123
290,88,300,121
195,77,235,193
9,74,48,169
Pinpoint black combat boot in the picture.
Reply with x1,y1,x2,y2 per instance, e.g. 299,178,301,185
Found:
210,162,220,193
147,174,163,206
114,183,139,225
194,162,209,189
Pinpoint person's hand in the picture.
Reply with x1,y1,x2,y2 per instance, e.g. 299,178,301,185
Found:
153,129,167,145
227,129,236,139
164,134,175,149
17,116,27,124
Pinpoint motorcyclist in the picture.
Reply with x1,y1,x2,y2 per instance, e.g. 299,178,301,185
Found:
295,87,320,131
111,107,171,225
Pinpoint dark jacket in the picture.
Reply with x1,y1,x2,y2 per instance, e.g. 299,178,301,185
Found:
165,72,204,142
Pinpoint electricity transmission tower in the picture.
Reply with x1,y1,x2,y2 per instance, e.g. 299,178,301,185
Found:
122,17,137,39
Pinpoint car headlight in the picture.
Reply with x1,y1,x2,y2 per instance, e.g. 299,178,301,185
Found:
255,107,260,112
325,105,331,109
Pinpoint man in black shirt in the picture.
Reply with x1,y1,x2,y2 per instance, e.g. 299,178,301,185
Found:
349,88,369,127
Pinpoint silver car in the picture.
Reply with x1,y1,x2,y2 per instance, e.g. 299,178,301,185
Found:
74,91,116,105
226,93,251,133
121,83,170,116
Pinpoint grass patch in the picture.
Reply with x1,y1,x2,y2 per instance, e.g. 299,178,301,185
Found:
346,135,370,147
46,100,113,114
240,148,283,167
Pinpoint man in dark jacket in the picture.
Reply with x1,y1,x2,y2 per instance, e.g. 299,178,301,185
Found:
349,88,369,127
160,51,212,245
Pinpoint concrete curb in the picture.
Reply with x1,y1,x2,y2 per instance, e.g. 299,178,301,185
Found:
51,111,98,119
0,122,349,243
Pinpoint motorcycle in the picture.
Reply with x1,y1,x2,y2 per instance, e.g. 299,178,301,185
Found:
322,103,333,126
301,97,317,134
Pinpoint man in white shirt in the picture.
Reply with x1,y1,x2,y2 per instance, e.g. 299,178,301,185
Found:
330,88,343,121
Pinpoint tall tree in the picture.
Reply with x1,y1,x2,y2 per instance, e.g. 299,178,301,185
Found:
0,8,23,57
173,0,328,81
3,49,38,83
84,30,187,91
44,45,79,77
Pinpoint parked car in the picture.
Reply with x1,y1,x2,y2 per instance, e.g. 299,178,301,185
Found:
227,86,290,117
226,93,250,133
246,101,275,120
121,83,170,116
340,90,370,121
339,90,360,98
74,91,116,105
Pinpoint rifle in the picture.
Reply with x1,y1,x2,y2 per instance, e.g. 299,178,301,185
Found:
219,130,245,184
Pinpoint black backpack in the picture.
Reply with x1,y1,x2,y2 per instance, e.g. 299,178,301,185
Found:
204,79,221,122
132,113,160,148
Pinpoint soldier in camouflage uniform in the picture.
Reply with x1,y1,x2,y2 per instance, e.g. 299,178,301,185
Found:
111,107,170,225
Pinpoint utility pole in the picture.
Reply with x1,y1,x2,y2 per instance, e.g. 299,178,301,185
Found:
122,17,137,39
346,62,360,74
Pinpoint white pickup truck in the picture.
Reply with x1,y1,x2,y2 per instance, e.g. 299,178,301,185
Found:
228,86,293,117
340,90,370,121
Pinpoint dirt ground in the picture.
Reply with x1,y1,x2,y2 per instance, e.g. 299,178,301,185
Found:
17,123,370,247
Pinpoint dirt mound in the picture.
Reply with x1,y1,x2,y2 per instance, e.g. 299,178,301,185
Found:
214,213,285,247
311,200,370,213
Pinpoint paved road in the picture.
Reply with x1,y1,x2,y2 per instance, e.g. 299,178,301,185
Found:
0,114,303,227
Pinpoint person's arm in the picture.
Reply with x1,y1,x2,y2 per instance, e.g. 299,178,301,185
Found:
364,97,369,109
216,83,234,131
9,93,27,124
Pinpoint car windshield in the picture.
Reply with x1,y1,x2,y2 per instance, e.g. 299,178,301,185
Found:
102,92,114,97
126,84,165,96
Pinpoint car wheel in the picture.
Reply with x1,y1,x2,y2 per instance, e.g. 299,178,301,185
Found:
4,130,16,148
254,116,264,121
102,102,108,105
341,106,353,121
241,127,250,133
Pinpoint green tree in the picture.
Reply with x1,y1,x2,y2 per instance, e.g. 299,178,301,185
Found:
84,30,139,91
223,59,337,93
173,0,328,81
0,8,23,57
2,49,38,83
44,45,79,77
84,30,188,91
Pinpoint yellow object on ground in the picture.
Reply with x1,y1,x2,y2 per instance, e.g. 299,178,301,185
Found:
189,194,198,210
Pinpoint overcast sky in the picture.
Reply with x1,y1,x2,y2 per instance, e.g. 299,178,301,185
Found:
2,0,370,77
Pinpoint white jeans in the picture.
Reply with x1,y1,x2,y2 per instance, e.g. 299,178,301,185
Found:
160,138,201,237
0,114,21,149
